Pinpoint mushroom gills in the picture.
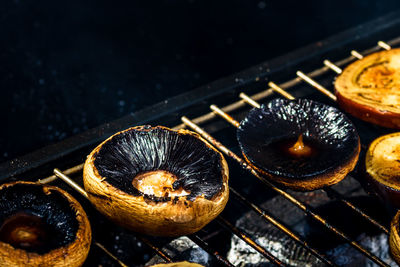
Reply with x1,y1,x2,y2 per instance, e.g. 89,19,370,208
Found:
238,98,360,181
94,126,223,201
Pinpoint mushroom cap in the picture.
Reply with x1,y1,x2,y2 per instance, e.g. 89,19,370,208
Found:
83,126,229,236
0,181,91,267
365,132,400,208
390,211,400,264
335,48,400,129
237,98,360,191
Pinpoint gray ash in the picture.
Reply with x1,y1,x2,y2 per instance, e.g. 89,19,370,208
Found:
146,236,212,266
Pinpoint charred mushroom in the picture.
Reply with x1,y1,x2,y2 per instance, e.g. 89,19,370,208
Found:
83,126,229,237
365,132,400,208
335,48,400,129
0,181,91,267
390,211,400,264
237,98,360,191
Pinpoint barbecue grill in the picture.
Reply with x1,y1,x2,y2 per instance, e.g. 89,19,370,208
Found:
2,11,400,267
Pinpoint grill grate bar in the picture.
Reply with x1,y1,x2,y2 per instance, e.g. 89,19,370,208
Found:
138,236,173,263
181,116,390,267
296,71,337,101
51,169,174,264
94,242,129,267
217,216,286,266
229,187,336,266
323,60,342,74
188,234,235,267
39,163,84,184
324,187,389,234
378,41,392,50
351,50,364,59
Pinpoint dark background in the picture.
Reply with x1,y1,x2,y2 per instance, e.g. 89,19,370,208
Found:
2,0,400,162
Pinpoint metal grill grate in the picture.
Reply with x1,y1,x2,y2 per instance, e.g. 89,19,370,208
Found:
25,37,399,266
3,13,400,266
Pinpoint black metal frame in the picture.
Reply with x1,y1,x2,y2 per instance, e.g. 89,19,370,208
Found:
2,10,400,267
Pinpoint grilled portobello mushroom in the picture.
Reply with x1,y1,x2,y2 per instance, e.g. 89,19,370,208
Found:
0,181,91,267
237,98,360,191
83,125,229,237
335,48,400,129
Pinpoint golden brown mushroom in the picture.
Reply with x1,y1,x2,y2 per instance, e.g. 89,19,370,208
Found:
83,126,229,236
335,49,400,129
0,181,91,267
365,132,400,208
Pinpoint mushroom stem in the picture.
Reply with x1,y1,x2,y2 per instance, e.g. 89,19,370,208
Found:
132,171,191,198
288,135,312,157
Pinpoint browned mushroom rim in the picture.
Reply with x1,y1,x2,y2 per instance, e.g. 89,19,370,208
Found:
0,182,79,254
366,132,400,191
92,126,226,202
335,48,400,115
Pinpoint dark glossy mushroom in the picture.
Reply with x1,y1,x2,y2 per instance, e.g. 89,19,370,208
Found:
335,48,400,129
390,211,400,264
365,132,400,208
0,181,91,267
237,98,360,191
83,125,229,237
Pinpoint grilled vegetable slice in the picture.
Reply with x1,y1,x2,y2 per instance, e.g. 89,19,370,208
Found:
335,48,400,129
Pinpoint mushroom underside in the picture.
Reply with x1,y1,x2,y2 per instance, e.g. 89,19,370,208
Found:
93,126,224,201
237,98,360,180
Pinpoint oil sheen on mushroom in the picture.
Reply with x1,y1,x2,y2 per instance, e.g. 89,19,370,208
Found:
237,98,360,180
93,126,223,201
